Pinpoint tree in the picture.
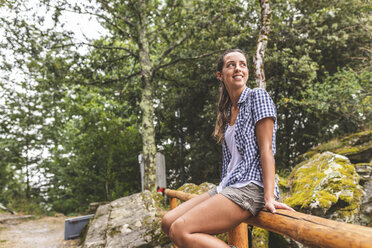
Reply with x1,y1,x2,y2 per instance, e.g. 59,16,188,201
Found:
254,0,271,89
0,81,44,200
40,0,259,190
264,0,371,168
44,85,142,213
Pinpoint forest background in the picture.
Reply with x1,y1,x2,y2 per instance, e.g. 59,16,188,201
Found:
0,0,370,215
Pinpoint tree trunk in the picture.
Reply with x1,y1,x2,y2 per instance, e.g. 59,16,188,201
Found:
252,1,272,247
254,0,271,89
138,0,157,191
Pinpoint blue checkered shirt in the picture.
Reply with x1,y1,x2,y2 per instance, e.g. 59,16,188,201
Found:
221,87,280,198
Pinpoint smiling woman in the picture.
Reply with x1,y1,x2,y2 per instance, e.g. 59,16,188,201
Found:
161,48,294,248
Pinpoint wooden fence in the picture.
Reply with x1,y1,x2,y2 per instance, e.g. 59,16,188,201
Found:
164,188,372,248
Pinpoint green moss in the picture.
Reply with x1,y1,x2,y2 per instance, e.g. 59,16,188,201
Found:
335,146,361,155
318,131,372,152
177,182,215,195
340,130,372,146
317,190,338,208
329,186,364,222
285,152,362,222
356,163,372,167
252,227,269,248
278,175,290,197
315,139,342,152
216,232,228,244
294,130,371,164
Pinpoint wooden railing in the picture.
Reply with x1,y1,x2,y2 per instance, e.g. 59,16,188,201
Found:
164,189,372,248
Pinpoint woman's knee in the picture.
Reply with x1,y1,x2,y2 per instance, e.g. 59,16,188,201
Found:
169,217,188,246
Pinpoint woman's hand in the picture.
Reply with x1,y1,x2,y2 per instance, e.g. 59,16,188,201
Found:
265,197,295,214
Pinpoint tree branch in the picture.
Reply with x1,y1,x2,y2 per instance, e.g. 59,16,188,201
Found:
148,0,183,43
155,50,224,71
83,71,140,86
44,2,131,39
96,0,136,28
155,13,221,71
52,42,138,58
156,34,190,66
149,19,181,45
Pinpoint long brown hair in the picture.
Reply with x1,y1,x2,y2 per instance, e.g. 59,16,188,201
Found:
213,48,247,144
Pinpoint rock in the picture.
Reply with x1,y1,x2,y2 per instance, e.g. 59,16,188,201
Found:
296,130,372,164
285,152,364,223
177,182,216,194
355,163,372,186
335,146,372,164
88,202,108,214
81,190,171,248
355,163,372,226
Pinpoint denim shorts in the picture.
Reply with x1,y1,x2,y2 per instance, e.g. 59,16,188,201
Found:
207,183,265,216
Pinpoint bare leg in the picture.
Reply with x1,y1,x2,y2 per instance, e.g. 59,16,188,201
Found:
162,192,211,236
169,194,251,248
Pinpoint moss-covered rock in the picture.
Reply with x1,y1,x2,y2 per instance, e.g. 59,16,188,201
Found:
141,190,171,247
81,190,172,248
285,152,363,223
278,175,290,200
296,130,372,164
177,182,216,195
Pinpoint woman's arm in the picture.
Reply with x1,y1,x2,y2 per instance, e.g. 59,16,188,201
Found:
256,117,294,213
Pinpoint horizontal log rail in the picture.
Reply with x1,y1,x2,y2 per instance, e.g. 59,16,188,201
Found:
164,189,372,248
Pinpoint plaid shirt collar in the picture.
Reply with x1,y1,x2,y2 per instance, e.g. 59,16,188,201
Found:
238,86,250,105
227,87,251,118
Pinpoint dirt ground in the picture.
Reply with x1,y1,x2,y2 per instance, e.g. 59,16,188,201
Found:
0,212,80,248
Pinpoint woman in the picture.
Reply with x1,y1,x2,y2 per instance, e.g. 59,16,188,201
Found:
161,49,293,248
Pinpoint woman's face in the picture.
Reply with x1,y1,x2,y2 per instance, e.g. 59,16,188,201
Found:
217,52,249,91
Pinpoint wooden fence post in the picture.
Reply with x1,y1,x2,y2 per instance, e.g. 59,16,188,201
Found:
170,197,178,210
228,223,249,248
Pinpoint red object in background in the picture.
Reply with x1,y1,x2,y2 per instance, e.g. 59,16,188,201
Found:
157,187,165,196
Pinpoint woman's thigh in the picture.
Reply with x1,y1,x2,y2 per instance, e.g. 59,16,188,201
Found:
162,192,211,235
170,194,251,236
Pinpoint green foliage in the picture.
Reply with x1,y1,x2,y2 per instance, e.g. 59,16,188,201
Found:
303,68,372,131
264,0,371,168
252,227,269,248
6,196,48,216
44,86,142,214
